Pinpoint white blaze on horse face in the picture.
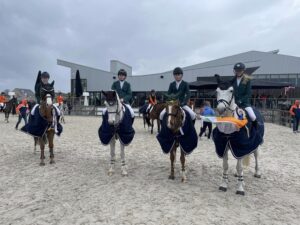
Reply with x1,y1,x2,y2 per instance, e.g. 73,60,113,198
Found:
46,94,53,106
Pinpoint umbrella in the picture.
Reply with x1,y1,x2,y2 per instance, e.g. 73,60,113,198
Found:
75,70,83,97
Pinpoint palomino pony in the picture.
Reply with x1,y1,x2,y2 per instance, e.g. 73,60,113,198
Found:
98,90,135,176
157,100,198,182
212,74,264,195
21,82,62,166
3,98,18,123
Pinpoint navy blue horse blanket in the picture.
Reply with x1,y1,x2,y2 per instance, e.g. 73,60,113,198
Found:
156,109,198,154
98,105,135,146
21,105,63,137
212,108,264,159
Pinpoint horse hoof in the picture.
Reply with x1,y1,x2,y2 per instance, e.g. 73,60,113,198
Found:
236,190,245,196
122,172,128,176
40,162,45,166
168,175,175,180
234,173,238,177
181,178,187,183
50,160,55,164
219,186,227,192
254,174,261,178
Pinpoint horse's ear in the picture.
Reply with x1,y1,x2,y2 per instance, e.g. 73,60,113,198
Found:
50,80,55,87
214,74,221,84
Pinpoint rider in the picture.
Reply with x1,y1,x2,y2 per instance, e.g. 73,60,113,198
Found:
232,62,258,129
146,89,157,114
56,92,64,106
35,71,52,104
0,92,7,112
111,69,135,122
160,67,196,123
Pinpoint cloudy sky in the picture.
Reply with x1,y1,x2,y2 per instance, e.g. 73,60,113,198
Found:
1,0,300,93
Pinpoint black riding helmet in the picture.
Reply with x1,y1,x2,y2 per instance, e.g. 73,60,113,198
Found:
233,62,245,71
173,67,183,75
118,69,127,76
41,71,50,78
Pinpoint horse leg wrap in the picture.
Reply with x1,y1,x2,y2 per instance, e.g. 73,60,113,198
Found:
219,173,229,192
236,176,245,195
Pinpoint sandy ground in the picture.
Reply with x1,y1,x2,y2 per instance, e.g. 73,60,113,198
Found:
0,115,299,225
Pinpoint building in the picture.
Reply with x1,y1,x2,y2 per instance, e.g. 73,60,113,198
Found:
57,50,300,106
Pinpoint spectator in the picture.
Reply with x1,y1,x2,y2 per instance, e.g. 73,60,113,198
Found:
199,101,215,139
15,99,29,129
289,100,300,133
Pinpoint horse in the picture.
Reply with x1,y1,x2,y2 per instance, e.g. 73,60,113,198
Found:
157,100,198,182
148,102,167,134
3,98,18,123
212,74,264,195
21,82,62,166
138,103,150,129
98,90,135,176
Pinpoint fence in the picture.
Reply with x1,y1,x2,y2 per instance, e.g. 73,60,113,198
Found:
66,97,294,128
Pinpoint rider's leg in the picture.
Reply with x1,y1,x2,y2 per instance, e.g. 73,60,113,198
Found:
245,106,258,129
124,104,135,124
182,105,196,123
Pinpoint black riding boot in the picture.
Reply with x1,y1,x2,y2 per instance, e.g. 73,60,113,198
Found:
252,120,258,130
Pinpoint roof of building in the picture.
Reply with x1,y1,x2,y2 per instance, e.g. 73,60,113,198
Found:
57,50,300,92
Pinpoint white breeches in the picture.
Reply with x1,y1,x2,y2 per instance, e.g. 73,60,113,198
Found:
245,106,256,121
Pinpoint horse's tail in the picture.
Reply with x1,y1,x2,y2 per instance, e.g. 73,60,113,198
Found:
242,155,251,167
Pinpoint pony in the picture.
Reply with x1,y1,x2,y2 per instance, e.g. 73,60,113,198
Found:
21,82,62,166
3,98,18,123
98,90,135,176
148,102,167,134
212,74,264,195
157,100,198,182
138,103,150,129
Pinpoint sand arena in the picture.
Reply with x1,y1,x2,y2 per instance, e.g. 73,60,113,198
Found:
0,115,299,225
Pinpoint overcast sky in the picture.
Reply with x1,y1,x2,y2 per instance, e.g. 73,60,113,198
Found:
1,0,300,93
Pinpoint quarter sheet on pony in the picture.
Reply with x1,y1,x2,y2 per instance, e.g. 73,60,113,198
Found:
212,108,264,159
99,104,135,145
157,108,198,154
21,104,63,137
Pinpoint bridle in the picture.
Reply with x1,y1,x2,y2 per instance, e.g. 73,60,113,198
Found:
106,98,123,127
217,88,244,118
167,103,184,132
217,94,234,113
